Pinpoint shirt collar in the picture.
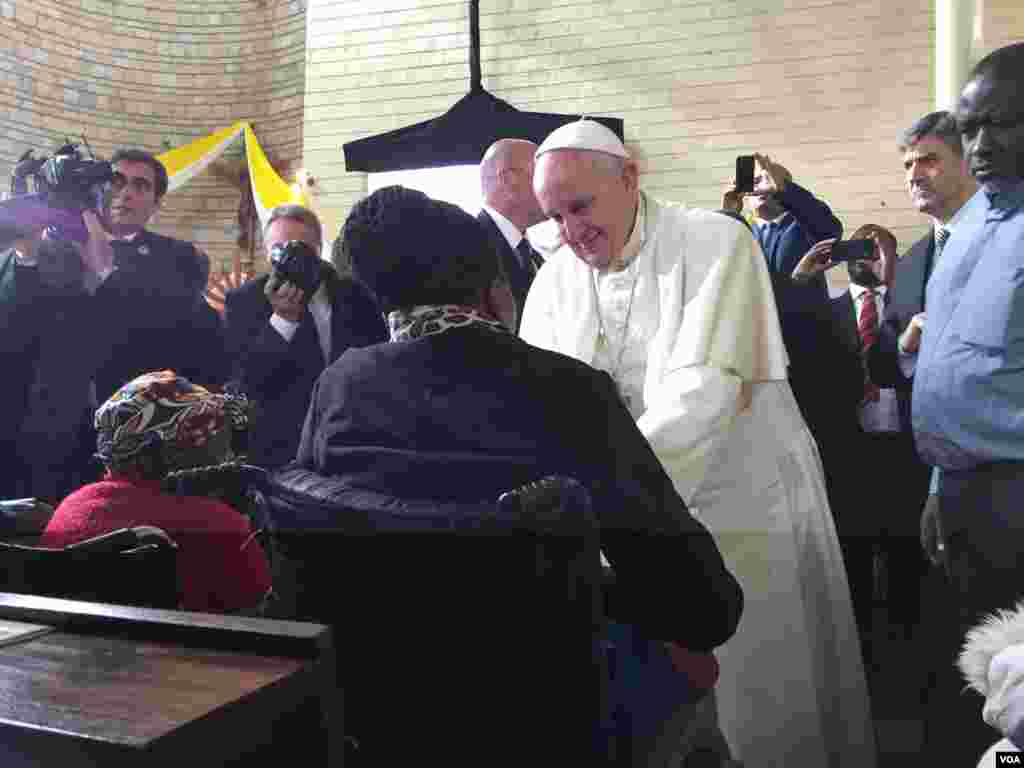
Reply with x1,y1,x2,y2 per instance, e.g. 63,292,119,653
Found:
757,210,791,227
984,177,1024,212
481,204,525,250
112,228,145,243
310,280,330,308
849,283,886,302
938,190,975,237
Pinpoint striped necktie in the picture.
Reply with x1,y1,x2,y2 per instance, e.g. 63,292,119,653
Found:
934,227,949,262
858,289,880,403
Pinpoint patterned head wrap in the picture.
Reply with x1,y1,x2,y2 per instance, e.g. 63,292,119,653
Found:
95,370,248,471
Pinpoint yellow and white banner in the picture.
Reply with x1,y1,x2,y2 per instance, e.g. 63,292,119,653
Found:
156,121,306,232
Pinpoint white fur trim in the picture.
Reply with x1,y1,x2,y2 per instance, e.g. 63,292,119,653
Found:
960,602,1024,696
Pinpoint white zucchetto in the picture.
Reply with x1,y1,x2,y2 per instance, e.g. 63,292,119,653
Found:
535,119,629,160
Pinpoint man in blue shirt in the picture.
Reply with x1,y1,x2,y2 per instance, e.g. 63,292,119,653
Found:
747,154,842,299
909,41,1024,764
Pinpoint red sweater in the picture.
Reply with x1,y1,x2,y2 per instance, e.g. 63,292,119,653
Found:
42,478,271,614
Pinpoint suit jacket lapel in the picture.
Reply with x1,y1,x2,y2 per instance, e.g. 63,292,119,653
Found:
293,306,325,368
329,283,358,363
479,210,529,311
836,293,861,354
917,232,935,310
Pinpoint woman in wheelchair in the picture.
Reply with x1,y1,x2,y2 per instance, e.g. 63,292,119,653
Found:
41,370,271,613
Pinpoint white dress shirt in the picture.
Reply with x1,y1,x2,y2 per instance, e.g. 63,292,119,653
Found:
850,283,900,433
481,204,527,252
270,282,332,364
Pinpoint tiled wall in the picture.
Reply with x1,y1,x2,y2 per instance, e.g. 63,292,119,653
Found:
2,1,1018,276
303,0,940,261
974,0,1024,61
0,0,307,275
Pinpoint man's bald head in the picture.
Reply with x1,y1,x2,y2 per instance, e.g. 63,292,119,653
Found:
480,139,544,230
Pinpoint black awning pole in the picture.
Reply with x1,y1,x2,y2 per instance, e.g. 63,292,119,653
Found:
469,0,482,92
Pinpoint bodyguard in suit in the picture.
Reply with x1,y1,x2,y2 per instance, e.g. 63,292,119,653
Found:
477,138,546,331
821,225,931,665
868,111,978,452
224,205,386,469
861,112,978,763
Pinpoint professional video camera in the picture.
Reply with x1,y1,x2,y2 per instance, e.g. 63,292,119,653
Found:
0,141,114,245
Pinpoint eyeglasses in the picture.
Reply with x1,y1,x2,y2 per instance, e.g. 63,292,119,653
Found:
109,173,154,194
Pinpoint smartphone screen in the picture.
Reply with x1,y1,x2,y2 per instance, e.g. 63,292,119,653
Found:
829,239,876,262
735,156,755,194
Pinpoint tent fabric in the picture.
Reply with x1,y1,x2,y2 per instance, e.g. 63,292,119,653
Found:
343,88,625,174
157,122,306,232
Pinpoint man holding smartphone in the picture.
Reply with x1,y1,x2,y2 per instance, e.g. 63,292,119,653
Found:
723,153,842,298
823,225,925,667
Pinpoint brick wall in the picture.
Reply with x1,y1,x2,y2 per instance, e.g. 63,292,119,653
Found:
0,0,307,276
303,0,944,268
974,0,1024,61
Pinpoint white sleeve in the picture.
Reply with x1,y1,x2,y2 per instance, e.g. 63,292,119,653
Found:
636,364,743,505
518,262,558,351
269,313,300,342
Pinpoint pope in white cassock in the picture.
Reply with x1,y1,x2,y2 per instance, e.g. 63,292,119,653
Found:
519,119,875,767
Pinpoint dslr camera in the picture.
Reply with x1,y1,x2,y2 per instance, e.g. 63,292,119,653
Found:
1,142,114,245
269,240,323,297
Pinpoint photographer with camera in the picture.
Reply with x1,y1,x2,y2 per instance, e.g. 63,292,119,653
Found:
223,204,387,469
0,146,226,502
85,149,228,403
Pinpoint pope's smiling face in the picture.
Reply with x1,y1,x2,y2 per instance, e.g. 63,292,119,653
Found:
533,149,639,271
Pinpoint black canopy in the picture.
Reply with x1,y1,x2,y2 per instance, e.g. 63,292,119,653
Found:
342,1,623,173
343,88,624,173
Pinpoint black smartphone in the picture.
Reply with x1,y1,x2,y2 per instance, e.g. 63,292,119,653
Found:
735,155,755,194
829,239,876,262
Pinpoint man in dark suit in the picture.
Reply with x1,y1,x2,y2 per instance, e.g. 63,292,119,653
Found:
847,112,979,763
298,185,743,764
477,138,546,331
868,111,977,547
80,149,229,402
816,226,931,667
224,205,386,469
867,118,977,709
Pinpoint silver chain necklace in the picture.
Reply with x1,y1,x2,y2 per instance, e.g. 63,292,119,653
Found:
592,257,641,411
590,193,647,412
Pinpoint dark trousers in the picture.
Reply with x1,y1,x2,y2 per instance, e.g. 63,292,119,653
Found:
833,431,929,666
924,461,1024,765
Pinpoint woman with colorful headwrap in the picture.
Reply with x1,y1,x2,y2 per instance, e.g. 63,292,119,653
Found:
41,370,271,613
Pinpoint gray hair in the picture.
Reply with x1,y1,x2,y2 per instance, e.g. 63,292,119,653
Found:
899,111,964,157
264,204,323,244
